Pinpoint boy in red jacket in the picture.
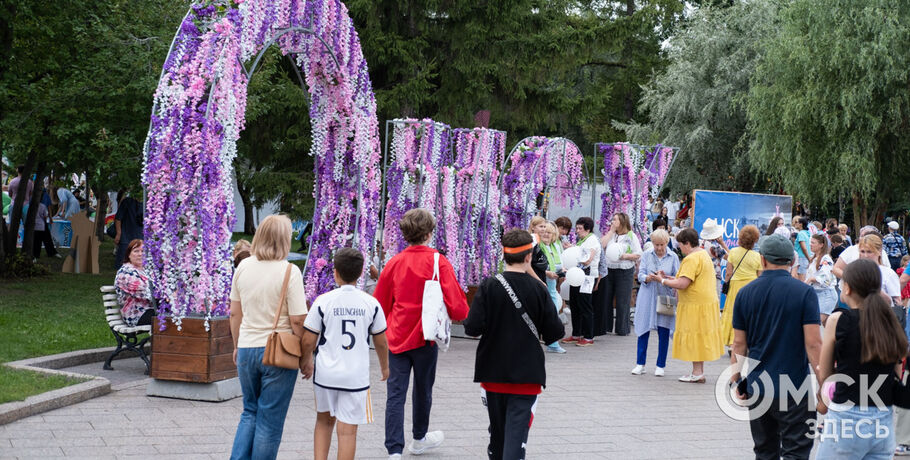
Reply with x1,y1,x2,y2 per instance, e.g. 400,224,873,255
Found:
373,208,469,458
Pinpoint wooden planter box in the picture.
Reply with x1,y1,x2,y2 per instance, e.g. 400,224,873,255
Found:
151,317,236,383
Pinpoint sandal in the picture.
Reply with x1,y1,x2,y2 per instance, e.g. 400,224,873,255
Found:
678,374,706,384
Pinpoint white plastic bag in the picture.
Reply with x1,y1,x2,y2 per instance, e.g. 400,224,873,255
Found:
422,253,451,351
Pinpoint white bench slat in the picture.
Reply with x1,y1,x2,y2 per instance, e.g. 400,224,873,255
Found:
102,285,152,336
114,325,152,334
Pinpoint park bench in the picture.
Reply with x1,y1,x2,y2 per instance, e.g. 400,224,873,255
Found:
100,286,151,374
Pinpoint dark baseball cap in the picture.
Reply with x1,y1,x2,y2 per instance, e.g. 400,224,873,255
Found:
759,234,794,265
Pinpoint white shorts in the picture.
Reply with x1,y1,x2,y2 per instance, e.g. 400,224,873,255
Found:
314,386,373,425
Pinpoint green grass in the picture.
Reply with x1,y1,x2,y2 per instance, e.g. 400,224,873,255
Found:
0,240,119,402
0,366,88,404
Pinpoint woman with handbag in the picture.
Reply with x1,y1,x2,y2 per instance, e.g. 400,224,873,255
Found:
719,225,762,347
816,259,908,458
654,228,724,383
229,214,309,460
631,229,679,377
373,208,470,459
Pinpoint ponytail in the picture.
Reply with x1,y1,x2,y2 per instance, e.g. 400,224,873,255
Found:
859,292,908,364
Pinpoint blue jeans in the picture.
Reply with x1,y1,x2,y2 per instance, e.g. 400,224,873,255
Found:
816,405,895,459
386,343,438,455
636,327,669,368
230,347,299,460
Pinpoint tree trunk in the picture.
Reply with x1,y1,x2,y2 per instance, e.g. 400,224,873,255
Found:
0,209,7,273
21,162,48,260
241,193,255,235
5,150,38,255
93,186,110,240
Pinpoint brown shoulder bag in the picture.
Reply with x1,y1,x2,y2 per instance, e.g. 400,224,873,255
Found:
262,264,302,369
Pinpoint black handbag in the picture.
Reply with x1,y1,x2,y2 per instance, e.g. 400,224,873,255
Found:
893,363,910,409
721,251,749,295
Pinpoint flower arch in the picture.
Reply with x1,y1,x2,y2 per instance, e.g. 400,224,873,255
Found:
143,0,381,327
596,143,677,239
499,137,586,231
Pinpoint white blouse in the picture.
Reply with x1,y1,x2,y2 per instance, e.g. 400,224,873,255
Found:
605,231,643,271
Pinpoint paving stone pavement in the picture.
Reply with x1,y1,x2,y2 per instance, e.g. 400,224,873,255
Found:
1,334,765,459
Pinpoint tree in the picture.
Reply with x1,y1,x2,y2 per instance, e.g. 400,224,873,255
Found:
618,0,780,196
746,0,910,227
0,0,186,273
348,1,686,148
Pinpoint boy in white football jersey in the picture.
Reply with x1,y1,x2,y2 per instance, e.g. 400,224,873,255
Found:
302,247,390,460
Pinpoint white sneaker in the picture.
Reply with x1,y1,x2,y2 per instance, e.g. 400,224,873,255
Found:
654,367,665,377
409,431,444,455
389,455,402,460
631,365,645,375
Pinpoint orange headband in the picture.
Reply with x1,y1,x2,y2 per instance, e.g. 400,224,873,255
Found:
502,243,533,254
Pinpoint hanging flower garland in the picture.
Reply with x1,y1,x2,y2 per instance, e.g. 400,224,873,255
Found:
598,142,675,240
500,137,585,231
381,119,452,264
144,0,381,328
452,127,507,288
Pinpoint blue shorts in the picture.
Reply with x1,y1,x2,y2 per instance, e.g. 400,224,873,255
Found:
814,287,838,316
797,257,809,275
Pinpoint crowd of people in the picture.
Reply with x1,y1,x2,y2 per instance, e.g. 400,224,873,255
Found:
103,188,910,459
3,165,143,267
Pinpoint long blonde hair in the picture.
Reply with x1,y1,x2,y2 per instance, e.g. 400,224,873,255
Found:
251,215,292,261
858,234,884,264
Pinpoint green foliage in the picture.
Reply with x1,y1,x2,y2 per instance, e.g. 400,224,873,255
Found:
745,0,910,224
619,0,779,195
0,0,186,190
0,253,49,279
236,49,315,228
349,0,686,146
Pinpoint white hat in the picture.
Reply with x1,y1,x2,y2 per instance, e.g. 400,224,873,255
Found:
888,221,899,230
700,218,724,241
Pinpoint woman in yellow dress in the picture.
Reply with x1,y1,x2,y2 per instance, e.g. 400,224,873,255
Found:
720,225,762,346
655,228,724,383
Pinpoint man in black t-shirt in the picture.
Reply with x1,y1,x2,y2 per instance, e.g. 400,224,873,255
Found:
464,229,564,460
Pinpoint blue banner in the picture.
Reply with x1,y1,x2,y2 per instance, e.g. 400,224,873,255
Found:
693,190,792,248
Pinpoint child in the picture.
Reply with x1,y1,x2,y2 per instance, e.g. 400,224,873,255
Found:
463,229,565,459
829,234,847,262
301,248,390,460
898,255,910,306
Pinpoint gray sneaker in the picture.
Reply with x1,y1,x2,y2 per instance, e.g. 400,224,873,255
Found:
408,430,444,455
